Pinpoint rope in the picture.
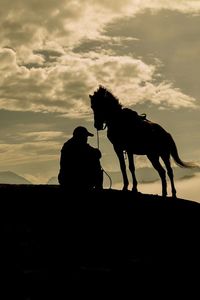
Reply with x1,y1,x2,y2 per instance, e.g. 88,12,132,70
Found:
96,130,112,189
97,129,100,150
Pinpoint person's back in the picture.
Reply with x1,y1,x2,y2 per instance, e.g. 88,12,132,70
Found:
58,126,103,190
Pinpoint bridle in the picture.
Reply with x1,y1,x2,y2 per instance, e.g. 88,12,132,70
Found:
102,123,107,130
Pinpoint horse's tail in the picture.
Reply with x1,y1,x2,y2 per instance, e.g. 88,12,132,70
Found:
169,134,196,168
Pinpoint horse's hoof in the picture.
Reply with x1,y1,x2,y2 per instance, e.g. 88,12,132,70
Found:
122,187,128,191
131,188,138,194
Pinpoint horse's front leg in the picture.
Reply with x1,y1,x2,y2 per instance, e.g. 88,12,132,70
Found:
127,151,138,193
114,147,129,190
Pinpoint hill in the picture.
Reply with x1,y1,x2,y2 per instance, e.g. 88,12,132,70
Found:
0,171,32,184
1,185,199,298
47,176,58,184
47,166,200,186
107,166,200,183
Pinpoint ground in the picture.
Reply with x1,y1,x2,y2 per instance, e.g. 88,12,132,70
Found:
1,185,200,298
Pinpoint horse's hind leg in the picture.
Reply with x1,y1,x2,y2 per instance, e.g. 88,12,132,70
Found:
147,154,167,197
161,154,176,197
127,151,138,193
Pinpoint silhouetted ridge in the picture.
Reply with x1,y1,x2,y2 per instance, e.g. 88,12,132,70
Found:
1,185,199,297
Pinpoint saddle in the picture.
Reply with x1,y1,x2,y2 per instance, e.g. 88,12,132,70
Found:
122,108,149,123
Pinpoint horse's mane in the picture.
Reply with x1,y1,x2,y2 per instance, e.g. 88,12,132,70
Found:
95,85,122,108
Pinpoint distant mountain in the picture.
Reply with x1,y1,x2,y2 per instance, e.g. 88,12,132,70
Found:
47,166,200,187
108,166,200,184
0,171,32,184
47,176,59,185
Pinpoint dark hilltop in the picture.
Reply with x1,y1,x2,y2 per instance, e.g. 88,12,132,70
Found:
1,184,200,298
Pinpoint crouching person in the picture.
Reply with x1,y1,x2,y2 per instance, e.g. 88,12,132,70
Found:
58,126,103,191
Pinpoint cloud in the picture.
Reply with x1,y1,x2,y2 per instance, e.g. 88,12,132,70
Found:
0,48,17,71
0,1,199,116
137,172,200,203
0,47,196,116
1,1,200,55
19,131,65,142
142,81,196,109
109,165,200,203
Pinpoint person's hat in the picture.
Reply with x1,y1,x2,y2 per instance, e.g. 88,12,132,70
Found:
73,126,94,137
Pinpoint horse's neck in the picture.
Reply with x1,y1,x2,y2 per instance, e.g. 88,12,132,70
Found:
122,108,139,119
106,107,122,125
106,107,151,139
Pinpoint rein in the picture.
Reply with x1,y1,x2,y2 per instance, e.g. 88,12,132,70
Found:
96,129,112,189
97,129,100,150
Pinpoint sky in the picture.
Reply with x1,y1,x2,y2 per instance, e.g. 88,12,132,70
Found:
0,0,200,201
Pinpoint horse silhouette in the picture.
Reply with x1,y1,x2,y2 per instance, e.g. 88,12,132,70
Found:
89,85,195,197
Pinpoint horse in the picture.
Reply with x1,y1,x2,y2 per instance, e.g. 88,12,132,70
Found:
89,85,195,197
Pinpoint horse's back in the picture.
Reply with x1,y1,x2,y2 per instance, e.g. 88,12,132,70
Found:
108,108,171,154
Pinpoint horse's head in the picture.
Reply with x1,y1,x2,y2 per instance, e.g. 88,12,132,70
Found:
89,85,122,130
89,86,107,130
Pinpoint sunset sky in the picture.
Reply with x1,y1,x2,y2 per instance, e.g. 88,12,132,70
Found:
0,0,200,201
